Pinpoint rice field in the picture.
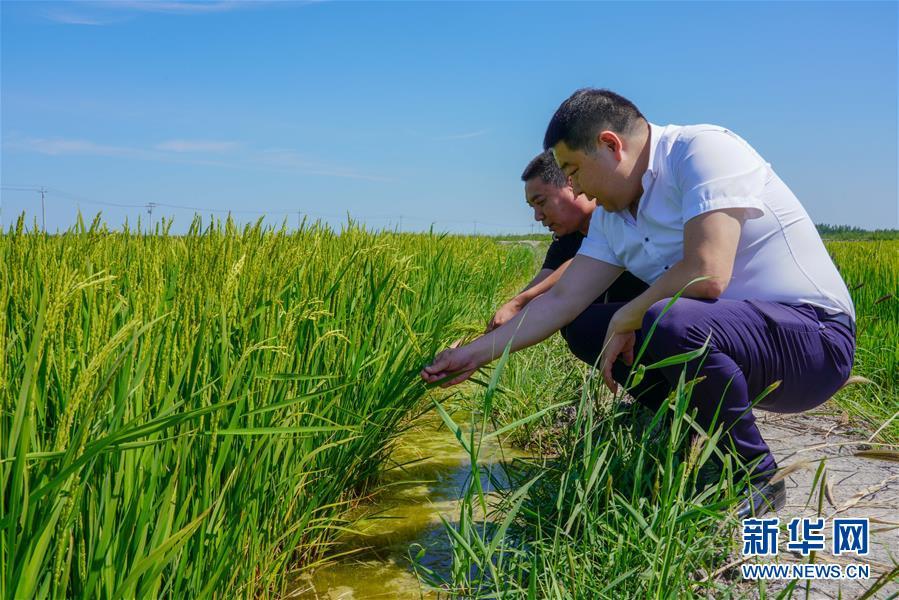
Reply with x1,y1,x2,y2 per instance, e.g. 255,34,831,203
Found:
0,216,533,598
418,239,898,598
826,240,899,440
1,217,896,598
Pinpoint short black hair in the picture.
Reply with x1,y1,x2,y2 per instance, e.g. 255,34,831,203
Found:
520,150,567,188
543,88,646,152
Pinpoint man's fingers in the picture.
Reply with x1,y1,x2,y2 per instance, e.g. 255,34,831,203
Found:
603,367,617,393
423,358,448,374
421,368,446,383
421,350,453,381
601,333,630,394
599,355,611,389
443,369,475,388
421,347,480,387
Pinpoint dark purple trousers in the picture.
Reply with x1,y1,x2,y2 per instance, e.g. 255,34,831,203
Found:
560,282,856,480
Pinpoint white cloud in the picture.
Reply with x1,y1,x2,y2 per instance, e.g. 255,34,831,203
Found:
155,139,240,153
11,137,144,157
110,1,248,14
40,1,292,25
41,10,111,26
5,136,391,181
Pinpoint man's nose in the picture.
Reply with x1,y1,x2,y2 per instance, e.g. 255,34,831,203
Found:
533,207,544,221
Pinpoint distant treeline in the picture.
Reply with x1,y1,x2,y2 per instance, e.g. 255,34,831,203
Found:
816,224,899,240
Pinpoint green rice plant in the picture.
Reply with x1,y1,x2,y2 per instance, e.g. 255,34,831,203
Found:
0,214,535,598
417,335,745,598
421,240,897,599
826,240,899,440
456,334,583,453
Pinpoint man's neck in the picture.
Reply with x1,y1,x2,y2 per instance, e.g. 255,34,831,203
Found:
578,216,591,235
626,122,653,219
628,199,639,219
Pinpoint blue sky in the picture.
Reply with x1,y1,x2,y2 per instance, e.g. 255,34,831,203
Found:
2,1,897,234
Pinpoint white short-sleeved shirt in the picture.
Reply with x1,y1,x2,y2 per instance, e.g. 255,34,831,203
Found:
577,122,855,319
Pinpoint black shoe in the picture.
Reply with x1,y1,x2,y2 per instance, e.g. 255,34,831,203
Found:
736,477,786,519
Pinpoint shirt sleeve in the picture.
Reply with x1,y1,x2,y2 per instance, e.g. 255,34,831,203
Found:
541,234,581,270
576,229,623,268
676,129,767,224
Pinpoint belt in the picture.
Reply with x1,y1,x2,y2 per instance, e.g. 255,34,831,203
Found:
812,306,855,335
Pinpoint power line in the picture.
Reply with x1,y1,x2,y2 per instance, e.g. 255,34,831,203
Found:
2,186,146,209
1,186,44,192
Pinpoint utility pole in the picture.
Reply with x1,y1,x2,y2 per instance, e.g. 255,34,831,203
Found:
297,210,302,231
40,187,46,231
473,220,478,235
147,202,156,232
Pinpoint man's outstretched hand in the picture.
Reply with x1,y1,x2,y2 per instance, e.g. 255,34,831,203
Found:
486,299,523,332
421,345,481,388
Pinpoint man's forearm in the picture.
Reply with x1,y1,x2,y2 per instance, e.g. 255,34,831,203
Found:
612,260,725,331
471,290,582,364
514,260,573,306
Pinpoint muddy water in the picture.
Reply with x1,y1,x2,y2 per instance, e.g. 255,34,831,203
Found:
291,408,528,599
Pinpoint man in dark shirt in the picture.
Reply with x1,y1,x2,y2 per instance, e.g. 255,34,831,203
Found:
488,150,647,366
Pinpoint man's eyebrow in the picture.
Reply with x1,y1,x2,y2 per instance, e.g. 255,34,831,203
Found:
527,194,543,205
556,161,570,173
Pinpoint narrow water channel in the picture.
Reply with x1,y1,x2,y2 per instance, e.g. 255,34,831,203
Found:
291,407,529,599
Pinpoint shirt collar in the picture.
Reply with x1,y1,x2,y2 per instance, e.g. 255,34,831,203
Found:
627,122,662,222
645,121,663,180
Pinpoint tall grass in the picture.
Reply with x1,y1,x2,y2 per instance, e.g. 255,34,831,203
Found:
827,240,899,440
419,343,745,598
0,214,534,598
2,221,894,597
420,239,898,598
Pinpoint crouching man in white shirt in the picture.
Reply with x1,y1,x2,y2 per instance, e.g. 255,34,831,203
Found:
422,88,856,518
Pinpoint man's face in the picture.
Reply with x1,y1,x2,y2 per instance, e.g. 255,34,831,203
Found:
524,178,588,236
552,139,629,213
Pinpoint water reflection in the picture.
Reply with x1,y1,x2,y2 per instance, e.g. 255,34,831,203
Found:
290,409,528,599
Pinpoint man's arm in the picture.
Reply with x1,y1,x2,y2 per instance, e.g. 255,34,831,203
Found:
522,268,555,292
611,208,745,329
598,208,746,390
518,260,573,300
423,255,623,386
487,260,575,331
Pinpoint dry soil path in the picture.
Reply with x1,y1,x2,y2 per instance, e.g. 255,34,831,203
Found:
733,403,899,599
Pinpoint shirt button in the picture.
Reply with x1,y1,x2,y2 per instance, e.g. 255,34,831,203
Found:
644,237,649,242
664,265,669,270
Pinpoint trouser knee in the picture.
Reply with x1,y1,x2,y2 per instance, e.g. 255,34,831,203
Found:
560,322,601,367
641,299,703,359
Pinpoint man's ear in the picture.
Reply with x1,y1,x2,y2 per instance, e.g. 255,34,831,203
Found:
597,130,624,160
